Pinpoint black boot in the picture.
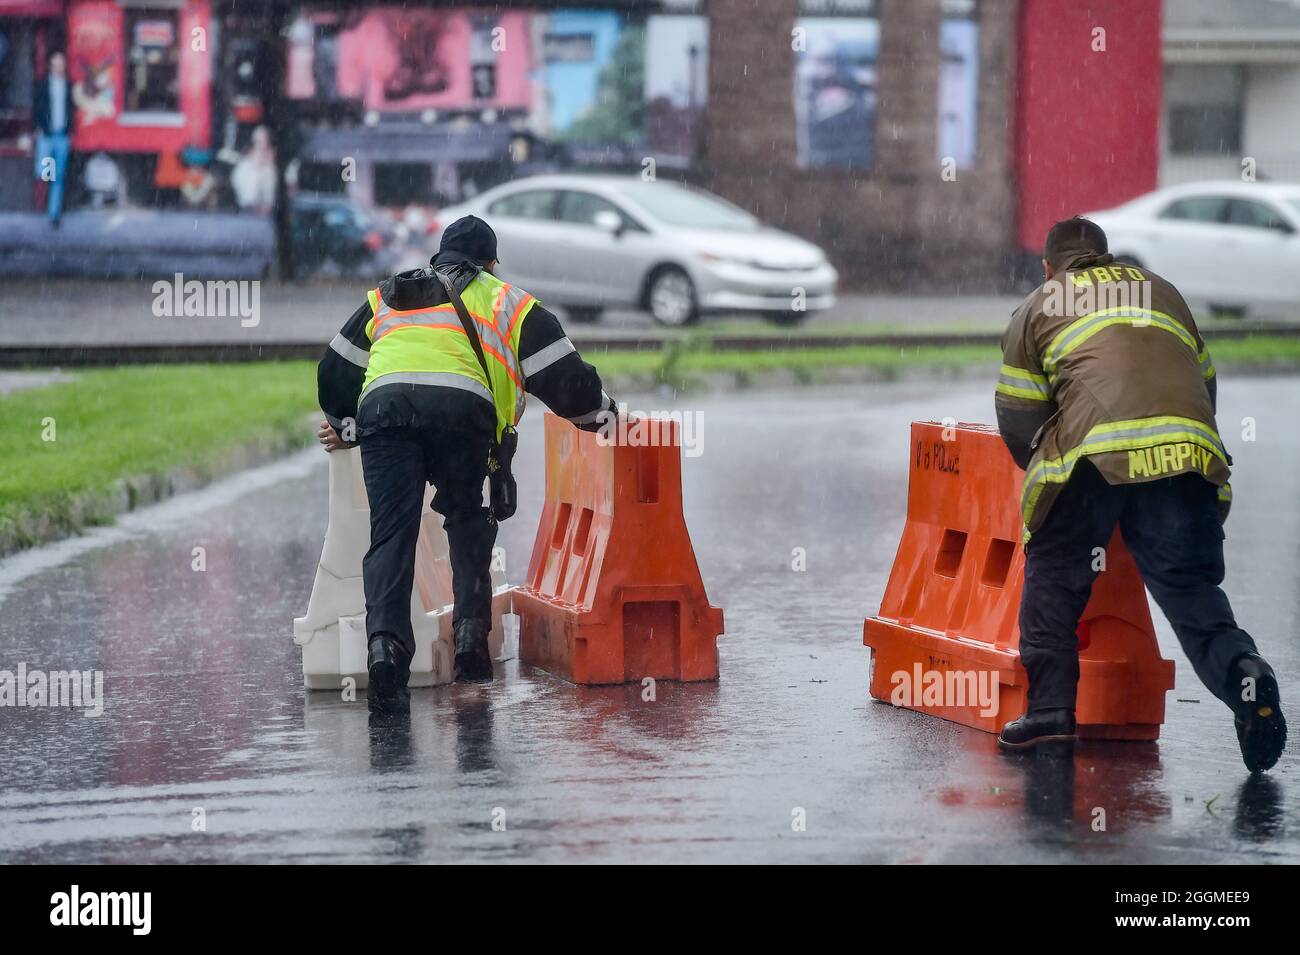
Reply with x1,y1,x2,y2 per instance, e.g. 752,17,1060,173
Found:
1227,653,1287,773
453,618,494,683
998,708,1077,753
367,632,411,696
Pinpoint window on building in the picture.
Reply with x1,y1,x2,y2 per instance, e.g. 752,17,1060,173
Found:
542,32,595,64
296,161,347,195
469,16,498,101
938,0,979,168
1165,65,1244,156
0,21,36,129
124,8,181,114
373,163,434,207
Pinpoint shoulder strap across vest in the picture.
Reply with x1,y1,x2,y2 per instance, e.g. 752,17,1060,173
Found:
434,269,495,398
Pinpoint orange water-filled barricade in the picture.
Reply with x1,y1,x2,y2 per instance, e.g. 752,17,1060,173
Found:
863,421,1175,739
512,413,724,685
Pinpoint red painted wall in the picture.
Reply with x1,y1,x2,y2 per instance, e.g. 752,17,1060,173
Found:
1015,0,1162,253
67,0,212,153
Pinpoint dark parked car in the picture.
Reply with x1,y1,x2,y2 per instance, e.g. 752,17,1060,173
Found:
289,193,392,278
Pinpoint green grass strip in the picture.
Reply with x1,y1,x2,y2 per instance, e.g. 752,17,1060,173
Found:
0,362,319,547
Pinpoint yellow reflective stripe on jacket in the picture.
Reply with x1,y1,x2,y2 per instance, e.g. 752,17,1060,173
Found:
1198,346,1216,380
1042,307,1198,377
996,363,1052,401
1021,415,1229,527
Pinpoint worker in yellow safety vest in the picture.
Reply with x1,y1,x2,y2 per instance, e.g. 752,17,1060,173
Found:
316,216,616,694
994,216,1285,772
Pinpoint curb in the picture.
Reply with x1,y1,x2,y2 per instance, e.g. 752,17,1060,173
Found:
5,323,1299,368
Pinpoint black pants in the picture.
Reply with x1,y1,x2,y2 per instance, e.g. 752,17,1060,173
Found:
359,424,496,658
1020,458,1256,712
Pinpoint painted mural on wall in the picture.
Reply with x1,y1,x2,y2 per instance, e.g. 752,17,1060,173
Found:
283,5,708,160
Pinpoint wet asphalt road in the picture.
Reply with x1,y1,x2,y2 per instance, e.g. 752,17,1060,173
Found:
1,378,1297,864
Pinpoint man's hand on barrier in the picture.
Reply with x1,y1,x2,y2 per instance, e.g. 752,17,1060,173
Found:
317,420,357,453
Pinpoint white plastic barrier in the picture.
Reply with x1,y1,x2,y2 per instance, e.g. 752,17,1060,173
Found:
293,448,511,690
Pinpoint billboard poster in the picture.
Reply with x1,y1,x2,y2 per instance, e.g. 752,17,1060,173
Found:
286,5,708,161
792,0,980,173
535,10,625,138
286,7,533,114
644,14,707,158
793,13,879,171
67,0,211,153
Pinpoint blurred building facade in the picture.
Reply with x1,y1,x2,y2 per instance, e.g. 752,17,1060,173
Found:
1162,0,1300,186
705,0,1013,289
0,0,1193,288
0,1,272,216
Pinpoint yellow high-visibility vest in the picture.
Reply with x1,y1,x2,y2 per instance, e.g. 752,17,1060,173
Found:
361,269,536,439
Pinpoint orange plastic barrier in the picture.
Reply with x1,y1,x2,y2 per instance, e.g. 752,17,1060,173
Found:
512,413,724,685
863,421,1175,740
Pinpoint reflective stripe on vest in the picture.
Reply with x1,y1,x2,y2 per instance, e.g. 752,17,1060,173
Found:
359,370,493,405
329,333,369,368
370,303,523,389
568,390,611,426
1020,415,1229,529
521,336,576,378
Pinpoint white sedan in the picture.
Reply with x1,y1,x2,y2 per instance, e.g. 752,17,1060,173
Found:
431,174,838,326
1085,181,1300,317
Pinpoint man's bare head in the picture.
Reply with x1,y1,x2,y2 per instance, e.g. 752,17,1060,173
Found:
1043,216,1108,278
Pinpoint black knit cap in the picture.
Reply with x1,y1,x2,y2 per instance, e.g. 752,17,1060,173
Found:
435,214,499,267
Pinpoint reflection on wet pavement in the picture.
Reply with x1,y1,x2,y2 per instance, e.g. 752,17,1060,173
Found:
0,379,1296,862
